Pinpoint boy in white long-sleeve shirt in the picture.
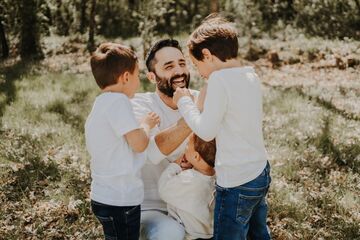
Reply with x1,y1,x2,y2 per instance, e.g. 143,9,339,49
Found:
158,133,216,240
173,15,271,240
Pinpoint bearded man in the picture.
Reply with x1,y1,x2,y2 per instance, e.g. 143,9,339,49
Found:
131,39,199,240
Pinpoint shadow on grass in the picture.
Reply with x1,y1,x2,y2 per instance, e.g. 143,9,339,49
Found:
0,130,61,201
312,117,360,174
46,100,85,131
0,60,37,122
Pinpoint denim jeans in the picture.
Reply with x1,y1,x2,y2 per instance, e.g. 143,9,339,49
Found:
213,162,271,240
140,210,185,240
91,200,141,240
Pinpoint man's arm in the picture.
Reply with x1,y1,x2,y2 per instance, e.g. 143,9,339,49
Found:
154,118,192,156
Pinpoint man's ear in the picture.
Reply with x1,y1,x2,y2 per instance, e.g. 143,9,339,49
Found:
201,48,212,61
146,72,157,84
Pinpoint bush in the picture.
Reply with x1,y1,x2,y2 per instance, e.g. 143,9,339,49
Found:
294,0,360,40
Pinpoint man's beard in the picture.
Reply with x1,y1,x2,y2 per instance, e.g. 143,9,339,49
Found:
155,73,190,97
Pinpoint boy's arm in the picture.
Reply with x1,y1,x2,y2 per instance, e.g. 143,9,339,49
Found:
196,83,207,112
176,78,226,141
125,112,160,153
132,94,194,164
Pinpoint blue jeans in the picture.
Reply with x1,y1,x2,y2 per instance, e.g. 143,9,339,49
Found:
213,162,271,240
91,200,141,240
140,210,185,240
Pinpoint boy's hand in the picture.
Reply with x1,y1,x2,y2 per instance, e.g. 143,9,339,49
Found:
141,112,160,130
173,87,191,105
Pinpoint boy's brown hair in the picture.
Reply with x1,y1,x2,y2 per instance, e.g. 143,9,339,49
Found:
193,134,216,168
187,14,238,62
90,42,138,89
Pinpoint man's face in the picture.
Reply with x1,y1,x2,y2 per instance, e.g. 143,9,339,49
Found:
152,47,190,97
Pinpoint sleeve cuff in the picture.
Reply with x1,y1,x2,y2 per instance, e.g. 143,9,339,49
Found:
145,135,167,165
177,96,194,114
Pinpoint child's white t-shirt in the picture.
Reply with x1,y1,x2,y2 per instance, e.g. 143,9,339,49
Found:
177,67,268,188
85,92,145,206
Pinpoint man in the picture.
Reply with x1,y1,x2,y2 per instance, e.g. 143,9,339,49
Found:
131,39,198,240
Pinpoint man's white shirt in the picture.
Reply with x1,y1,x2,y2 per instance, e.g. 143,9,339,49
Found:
131,90,198,210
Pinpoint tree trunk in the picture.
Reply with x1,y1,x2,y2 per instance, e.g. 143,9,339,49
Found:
128,0,136,10
87,0,96,53
354,0,360,15
0,18,9,59
210,0,219,13
79,0,88,34
19,0,44,60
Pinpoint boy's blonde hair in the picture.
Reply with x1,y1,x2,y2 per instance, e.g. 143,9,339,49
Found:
193,134,216,168
90,42,138,89
187,13,238,62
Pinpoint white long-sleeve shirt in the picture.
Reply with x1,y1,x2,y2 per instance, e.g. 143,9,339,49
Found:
158,163,214,239
177,67,268,188
131,90,198,210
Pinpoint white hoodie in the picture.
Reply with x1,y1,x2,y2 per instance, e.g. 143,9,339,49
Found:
158,163,215,239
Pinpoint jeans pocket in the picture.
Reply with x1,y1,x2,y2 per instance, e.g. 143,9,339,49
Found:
125,205,140,224
95,215,117,239
236,192,263,225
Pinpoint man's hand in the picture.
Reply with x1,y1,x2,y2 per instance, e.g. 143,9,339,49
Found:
173,87,191,105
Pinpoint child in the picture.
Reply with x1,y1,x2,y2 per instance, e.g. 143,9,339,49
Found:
173,15,271,240
158,133,216,240
85,42,160,240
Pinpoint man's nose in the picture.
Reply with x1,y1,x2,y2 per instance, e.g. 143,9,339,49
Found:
173,64,184,75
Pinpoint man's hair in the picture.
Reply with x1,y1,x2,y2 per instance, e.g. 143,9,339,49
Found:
145,39,182,72
187,13,238,62
90,42,138,89
193,134,216,168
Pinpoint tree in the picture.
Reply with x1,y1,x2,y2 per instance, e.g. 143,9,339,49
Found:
79,0,88,33
87,0,96,53
0,18,9,58
210,0,219,12
19,0,44,60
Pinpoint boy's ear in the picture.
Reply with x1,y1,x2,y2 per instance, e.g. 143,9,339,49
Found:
194,152,201,162
146,72,157,84
201,48,212,61
118,72,129,85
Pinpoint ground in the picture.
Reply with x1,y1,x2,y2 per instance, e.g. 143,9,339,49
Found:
0,34,359,239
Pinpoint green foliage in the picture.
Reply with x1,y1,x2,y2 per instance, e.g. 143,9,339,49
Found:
294,0,360,39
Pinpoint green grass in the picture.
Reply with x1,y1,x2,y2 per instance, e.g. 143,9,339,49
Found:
0,34,359,239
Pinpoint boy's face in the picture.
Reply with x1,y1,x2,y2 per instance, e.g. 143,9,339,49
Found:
152,47,190,97
123,64,140,98
189,52,213,79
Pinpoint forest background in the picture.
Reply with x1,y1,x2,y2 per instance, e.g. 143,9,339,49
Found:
0,0,359,239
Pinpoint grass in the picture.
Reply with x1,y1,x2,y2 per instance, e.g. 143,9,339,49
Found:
0,34,359,239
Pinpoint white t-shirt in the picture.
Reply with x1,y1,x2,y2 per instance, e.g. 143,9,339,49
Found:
85,92,145,206
177,67,268,188
158,163,214,239
131,90,198,210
